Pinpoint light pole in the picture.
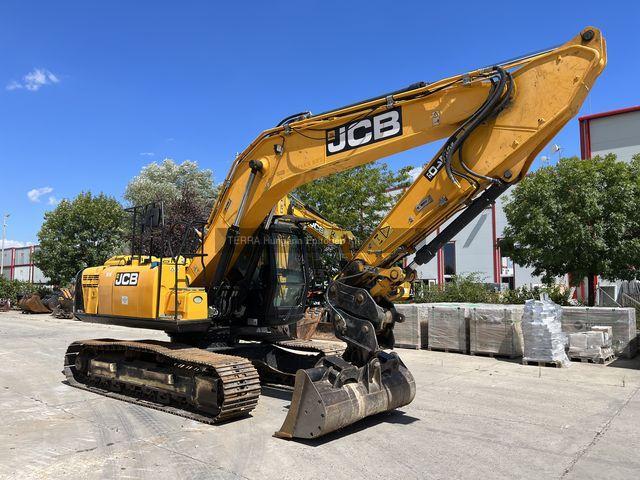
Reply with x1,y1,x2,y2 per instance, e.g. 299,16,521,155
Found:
1,213,9,277
539,144,562,168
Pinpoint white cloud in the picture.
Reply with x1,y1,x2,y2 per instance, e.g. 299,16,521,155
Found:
27,186,53,202
6,68,60,92
6,81,22,91
2,239,35,249
47,196,60,206
140,152,155,157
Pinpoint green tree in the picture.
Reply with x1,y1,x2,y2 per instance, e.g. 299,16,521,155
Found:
500,154,640,306
124,159,218,209
296,163,412,245
34,192,128,284
124,159,218,255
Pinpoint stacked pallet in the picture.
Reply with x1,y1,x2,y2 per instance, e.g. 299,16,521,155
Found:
469,305,524,358
568,326,615,363
428,305,468,353
522,298,570,367
561,307,637,359
394,303,637,364
393,304,421,349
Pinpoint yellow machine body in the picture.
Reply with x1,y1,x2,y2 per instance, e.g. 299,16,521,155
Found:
77,256,209,331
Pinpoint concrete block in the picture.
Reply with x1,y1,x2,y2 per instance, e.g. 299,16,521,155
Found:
586,331,605,348
567,330,614,362
591,325,613,338
569,333,588,350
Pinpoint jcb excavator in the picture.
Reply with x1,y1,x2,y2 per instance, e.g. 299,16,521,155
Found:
64,28,605,439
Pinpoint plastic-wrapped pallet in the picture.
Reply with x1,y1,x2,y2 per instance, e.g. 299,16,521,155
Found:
567,326,614,362
427,305,467,352
522,297,570,367
561,307,637,358
470,305,524,357
393,304,421,349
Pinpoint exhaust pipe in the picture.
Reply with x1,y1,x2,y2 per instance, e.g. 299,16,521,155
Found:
275,351,415,439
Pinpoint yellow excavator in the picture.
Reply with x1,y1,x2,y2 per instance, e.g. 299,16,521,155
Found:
64,27,605,439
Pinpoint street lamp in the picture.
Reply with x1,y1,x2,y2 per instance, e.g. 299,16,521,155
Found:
539,144,562,168
1,213,9,277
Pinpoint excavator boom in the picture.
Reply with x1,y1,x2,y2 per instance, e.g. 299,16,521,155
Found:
186,27,606,290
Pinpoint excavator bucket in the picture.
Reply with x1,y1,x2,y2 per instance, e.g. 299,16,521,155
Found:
275,352,415,439
19,294,52,314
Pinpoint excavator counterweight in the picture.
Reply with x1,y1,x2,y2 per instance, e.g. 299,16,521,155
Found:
66,27,606,439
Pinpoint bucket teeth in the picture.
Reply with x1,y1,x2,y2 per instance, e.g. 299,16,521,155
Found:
275,352,415,439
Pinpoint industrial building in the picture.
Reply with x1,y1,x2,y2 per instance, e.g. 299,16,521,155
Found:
0,245,49,283
580,105,640,162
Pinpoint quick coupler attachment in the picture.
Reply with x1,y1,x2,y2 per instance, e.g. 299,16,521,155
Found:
275,350,415,439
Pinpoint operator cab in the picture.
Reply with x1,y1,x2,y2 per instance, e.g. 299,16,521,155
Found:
218,220,311,334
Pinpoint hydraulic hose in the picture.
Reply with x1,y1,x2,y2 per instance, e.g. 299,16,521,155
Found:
442,67,513,187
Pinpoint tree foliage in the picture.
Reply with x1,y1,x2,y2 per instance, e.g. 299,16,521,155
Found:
295,163,412,245
34,192,128,284
500,154,640,304
124,159,218,256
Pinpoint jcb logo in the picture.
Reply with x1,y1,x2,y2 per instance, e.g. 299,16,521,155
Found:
326,107,402,156
115,272,139,286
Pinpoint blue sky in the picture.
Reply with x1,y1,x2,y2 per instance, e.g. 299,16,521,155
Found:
1,1,638,246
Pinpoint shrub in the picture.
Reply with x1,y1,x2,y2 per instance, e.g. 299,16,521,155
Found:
0,277,44,305
500,283,573,306
412,273,501,304
410,273,573,306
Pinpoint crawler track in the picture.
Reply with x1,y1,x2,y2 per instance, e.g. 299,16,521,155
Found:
63,339,260,424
